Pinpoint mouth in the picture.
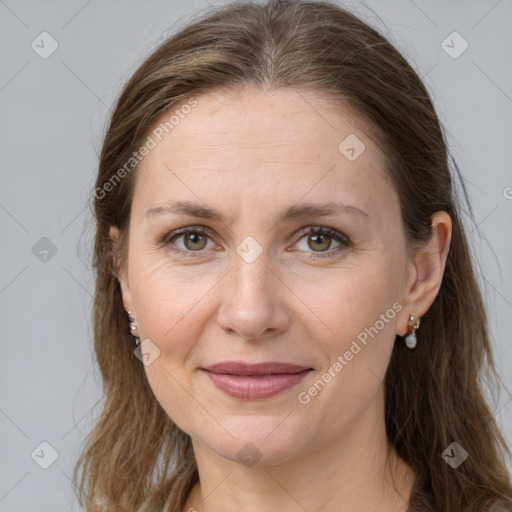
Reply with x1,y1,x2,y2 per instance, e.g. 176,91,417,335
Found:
200,361,314,399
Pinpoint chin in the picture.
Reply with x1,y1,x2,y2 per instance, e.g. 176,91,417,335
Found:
197,416,314,467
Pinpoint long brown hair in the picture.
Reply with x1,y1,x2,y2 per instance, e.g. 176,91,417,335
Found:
74,1,512,510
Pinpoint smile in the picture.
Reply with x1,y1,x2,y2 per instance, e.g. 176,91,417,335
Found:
200,363,313,399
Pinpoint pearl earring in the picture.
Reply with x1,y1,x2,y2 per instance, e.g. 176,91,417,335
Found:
127,310,141,346
405,314,421,349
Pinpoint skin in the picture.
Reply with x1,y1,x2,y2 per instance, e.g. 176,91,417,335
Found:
110,86,452,512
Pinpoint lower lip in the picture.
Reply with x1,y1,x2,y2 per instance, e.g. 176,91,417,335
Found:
201,369,312,399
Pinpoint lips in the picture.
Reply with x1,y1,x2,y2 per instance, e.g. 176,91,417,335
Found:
202,361,311,376
200,361,313,399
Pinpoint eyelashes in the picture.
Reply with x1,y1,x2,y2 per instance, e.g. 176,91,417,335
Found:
159,225,352,259
160,226,215,255
288,226,351,258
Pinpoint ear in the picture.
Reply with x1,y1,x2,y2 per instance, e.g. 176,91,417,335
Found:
397,211,452,336
109,225,134,314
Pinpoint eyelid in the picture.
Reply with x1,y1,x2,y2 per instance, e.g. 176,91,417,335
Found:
160,226,216,250
160,225,351,258
295,225,350,245
291,226,351,258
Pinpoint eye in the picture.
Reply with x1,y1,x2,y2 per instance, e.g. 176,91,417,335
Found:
292,226,351,259
161,226,216,256
159,225,351,259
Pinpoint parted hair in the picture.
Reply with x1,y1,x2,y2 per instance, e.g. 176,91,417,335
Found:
74,1,512,510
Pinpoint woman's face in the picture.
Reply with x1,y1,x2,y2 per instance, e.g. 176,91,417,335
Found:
112,86,418,465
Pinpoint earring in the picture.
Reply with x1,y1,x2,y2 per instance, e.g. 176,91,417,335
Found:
405,314,421,349
127,310,141,346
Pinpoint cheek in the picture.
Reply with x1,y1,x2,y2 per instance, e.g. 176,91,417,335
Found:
130,241,402,400
129,261,216,433
293,268,400,436
301,259,401,401
130,243,402,364
129,258,220,362
302,260,400,343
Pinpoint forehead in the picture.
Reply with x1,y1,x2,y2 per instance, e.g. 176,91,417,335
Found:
131,86,396,224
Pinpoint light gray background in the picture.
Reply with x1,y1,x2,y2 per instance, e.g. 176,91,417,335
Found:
1,1,511,510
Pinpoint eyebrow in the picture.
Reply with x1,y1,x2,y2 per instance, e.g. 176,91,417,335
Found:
144,200,369,225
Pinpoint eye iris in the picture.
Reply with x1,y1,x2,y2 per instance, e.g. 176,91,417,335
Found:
173,228,342,255
308,233,331,251
184,232,207,250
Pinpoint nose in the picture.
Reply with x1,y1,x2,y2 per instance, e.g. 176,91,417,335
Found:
215,250,292,341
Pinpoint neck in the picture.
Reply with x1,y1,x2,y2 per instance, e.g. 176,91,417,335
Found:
182,388,417,512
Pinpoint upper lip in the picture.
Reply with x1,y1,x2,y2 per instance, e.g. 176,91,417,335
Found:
202,362,312,375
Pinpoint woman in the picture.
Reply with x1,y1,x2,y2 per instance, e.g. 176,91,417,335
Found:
74,0,512,510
